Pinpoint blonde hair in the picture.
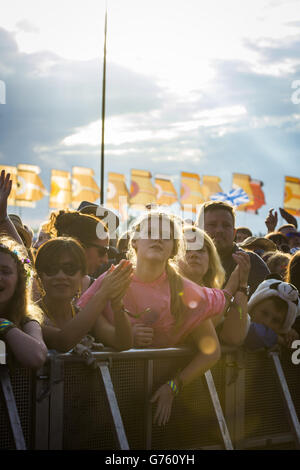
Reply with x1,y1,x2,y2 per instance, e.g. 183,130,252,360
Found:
179,226,225,289
128,211,186,326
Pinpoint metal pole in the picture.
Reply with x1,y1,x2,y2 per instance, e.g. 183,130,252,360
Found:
100,6,107,205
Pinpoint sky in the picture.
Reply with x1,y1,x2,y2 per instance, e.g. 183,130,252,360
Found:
0,0,300,233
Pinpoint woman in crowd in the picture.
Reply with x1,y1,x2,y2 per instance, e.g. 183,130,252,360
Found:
177,226,251,347
0,237,47,368
78,211,243,426
35,237,133,352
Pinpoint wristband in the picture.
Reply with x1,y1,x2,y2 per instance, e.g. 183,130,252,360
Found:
0,320,16,339
166,379,179,396
237,285,250,296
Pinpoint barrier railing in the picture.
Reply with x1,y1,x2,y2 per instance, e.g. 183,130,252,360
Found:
1,346,300,450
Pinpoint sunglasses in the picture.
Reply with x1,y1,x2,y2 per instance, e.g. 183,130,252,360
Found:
87,244,110,257
42,263,81,277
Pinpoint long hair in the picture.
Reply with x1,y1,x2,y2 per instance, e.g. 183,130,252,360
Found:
128,211,186,326
179,226,225,288
0,237,42,325
286,250,300,291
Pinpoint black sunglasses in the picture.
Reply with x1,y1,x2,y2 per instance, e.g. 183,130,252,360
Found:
42,263,81,277
87,244,110,257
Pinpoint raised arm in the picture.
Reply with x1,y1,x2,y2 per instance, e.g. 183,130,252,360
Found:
0,170,24,245
219,251,251,346
42,260,134,352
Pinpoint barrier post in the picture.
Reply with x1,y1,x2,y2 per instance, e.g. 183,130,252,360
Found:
269,351,300,449
0,365,26,450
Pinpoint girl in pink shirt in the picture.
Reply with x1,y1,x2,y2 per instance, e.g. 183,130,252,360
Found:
78,211,237,426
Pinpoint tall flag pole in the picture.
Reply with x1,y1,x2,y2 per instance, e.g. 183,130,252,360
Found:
100,6,108,204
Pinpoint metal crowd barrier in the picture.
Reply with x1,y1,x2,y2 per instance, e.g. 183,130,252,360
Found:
1,346,300,450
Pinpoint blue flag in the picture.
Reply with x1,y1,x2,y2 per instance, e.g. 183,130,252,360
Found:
210,187,250,207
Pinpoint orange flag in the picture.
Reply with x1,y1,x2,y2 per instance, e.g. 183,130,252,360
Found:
16,164,47,207
243,179,266,214
106,172,129,221
49,170,72,209
155,176,178,206
232,173,254,211
180,172,204,213
284,176,300,216
201,175,223,201
129,169,156,208
71,167,100,208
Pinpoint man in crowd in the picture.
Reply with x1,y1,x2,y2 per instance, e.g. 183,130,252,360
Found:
196,201,270,297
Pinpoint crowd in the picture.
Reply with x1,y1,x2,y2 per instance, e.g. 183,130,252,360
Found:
1,169,300,427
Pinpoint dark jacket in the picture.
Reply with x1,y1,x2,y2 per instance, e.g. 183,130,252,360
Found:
220,243,270,297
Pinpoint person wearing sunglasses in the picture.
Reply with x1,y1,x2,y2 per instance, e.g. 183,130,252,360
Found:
45,209,111,280
35,237,133,352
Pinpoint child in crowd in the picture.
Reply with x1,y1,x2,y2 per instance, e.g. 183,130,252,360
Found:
244,277,300,350
0,238,47,368
78,210,242,426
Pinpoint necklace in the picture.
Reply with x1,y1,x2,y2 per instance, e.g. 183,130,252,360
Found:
40,298,76,327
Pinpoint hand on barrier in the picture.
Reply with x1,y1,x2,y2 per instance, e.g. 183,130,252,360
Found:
133,323,154,348
150,383,175,426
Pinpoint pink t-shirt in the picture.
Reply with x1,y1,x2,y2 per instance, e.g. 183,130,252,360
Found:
77,270,225,348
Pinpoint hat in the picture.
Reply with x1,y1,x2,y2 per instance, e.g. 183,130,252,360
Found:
77,201,120,235
248,278,300,333
8,214,33,249
239,236,277,252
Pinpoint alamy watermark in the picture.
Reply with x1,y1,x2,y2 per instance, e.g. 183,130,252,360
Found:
95,198,205,250
0,80,6,104
291,80,300,105
291,340,300,365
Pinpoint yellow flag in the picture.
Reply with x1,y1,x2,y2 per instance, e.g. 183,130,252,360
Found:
129,169,156,208
16,164,47,207
232,173,254,211
49,169,72,209
180,172,204,213
201,175,223,201
0,166,17,205
106,172,129,221
71,167,100,208
284,176,300,216
154,176,178,206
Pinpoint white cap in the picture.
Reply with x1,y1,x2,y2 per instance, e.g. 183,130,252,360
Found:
248,278,300,333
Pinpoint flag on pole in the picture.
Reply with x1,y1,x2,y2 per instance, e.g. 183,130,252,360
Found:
201,175,223,201
16,164,47,207
106,172,129,221
243,179,266,214
0,165,17,205
129,169,156,208
49,169,72,209
154,175,178,206
284,176,300,216
180,172,204,213
71,167,99,208
232,173,254,211
211,187,250,207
